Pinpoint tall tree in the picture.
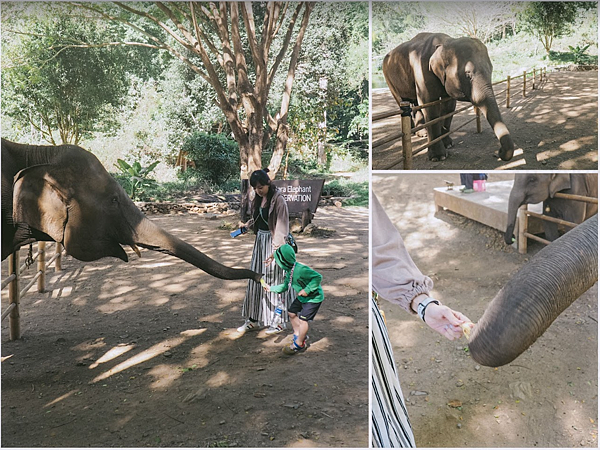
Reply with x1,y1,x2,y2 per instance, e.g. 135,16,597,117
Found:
1,4,145,145
75,2,314,182
521,2,580,53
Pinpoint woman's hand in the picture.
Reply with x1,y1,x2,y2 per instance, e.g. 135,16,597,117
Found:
298,289,307,297
424,303,472,341
264,254,274,265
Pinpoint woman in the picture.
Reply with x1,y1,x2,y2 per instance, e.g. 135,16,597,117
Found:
238,169,293,334
371,193,472,447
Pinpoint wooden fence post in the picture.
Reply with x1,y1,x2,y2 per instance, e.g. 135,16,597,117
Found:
506,75,511,108
8,250,21,340
532,68,536,90
540,67,543,83
475,106,482,133
55,243,62,272
400,101,413,170
517,206,528,255
523,71,527,97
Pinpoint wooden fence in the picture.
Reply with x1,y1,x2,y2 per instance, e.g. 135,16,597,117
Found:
1,242,65,340
374,66,548,170
516,192,597,254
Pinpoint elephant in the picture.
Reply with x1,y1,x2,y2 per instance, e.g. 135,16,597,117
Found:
382,32,515,162
1,138,261,282
470,214,598,367
504,173,598,245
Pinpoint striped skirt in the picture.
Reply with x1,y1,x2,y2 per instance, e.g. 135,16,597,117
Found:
242,229,294,326
371,296,416,448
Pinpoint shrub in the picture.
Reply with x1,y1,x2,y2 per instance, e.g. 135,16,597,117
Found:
182,132,239,185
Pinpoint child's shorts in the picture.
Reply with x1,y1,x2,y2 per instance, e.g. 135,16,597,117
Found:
289,298,322,321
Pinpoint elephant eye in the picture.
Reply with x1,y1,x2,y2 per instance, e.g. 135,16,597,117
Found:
111,196,119,204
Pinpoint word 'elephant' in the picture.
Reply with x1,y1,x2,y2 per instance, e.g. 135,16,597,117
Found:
504,173,598,245
1,139,261,282
383,32,515,162
470,214,598,367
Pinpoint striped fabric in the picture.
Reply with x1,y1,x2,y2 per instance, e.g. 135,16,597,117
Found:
371,296,416,448
242,229,294,326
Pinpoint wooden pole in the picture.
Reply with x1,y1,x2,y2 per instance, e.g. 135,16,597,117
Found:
522,71,527,97
475,107,482,133
55,243,62,272
517,206,528,254
8,250,21,340
400,102,413,170
553,192,598,204
37,242,46,292
506,75,511,108
539,67,543,84
532,68,536,90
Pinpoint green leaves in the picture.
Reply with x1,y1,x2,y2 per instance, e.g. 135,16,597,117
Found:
115,158,159,201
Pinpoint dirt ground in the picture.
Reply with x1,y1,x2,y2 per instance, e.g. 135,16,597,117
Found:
1,206,369,448
372,70,598,170
373,173,598,448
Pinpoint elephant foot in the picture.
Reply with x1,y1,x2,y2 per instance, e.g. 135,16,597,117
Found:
495,147,514,161
430,154,447,162
443,137,453,149
416,129,427,138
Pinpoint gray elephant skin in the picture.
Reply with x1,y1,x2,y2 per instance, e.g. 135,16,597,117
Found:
383,32,515,162
470,214,598,367
1,138,261,282
504,173,598,245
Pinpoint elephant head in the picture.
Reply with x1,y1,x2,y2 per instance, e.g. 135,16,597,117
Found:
470,214,598,367
429,37,514,161
504,173,598,245
2,139,261,282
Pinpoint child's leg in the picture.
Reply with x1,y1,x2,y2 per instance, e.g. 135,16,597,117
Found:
295,319,309,346
288,312,300,337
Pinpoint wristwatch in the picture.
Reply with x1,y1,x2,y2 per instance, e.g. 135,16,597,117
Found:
417,297,440,322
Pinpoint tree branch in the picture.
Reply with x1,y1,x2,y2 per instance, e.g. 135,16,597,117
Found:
267,2,303,96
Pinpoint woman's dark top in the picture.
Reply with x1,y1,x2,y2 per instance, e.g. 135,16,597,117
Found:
257,206,270,231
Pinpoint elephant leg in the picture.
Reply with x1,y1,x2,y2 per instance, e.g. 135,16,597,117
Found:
413,109,427,137
542,219,560,242
441,99,456,149
421,100,447,161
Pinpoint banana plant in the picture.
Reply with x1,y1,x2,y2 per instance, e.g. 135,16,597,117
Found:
115,159,159,201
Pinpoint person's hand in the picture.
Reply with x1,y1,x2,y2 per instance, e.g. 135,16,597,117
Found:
424,304,472,341
263,285,271,292
298,289,307,297
264,254,274,265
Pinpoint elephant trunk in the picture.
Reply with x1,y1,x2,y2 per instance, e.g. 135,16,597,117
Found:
469,215,598,367
473,83,515,161
134,216,261,282
504,189,524,245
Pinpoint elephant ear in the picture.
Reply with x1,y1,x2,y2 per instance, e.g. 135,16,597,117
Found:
548,174,571,198
429,44,446,84
13,166,67,243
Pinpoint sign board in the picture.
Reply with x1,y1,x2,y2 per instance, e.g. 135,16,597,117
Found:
272,179,325,215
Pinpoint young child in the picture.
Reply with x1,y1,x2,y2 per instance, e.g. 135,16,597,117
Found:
264,244,324,355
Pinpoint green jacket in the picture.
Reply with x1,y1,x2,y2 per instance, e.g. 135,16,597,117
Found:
271,244,324,303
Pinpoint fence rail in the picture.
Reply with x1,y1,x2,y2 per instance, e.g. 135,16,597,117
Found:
517,192,596,254
374,66,547,169
1,242,65,340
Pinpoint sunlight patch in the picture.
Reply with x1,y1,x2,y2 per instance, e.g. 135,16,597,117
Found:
206,370,230,387
45,389,78,408
91,336,187,383
332,316,355,324
89,344,135,369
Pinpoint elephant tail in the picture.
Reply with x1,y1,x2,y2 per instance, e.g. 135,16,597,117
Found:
469,214,598,367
